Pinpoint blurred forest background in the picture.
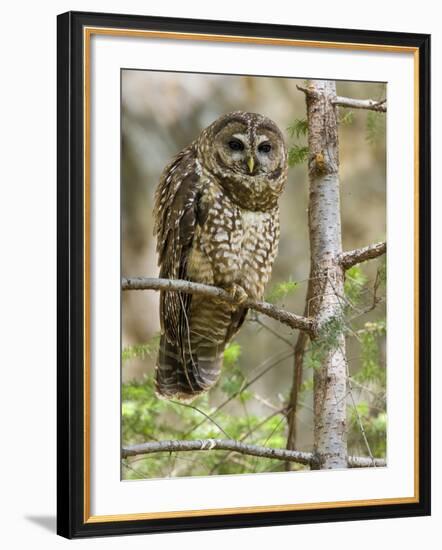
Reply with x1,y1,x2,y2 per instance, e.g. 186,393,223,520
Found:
121,70,386,480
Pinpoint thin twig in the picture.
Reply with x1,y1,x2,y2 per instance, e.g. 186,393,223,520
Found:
348,298,385,323
347,269,384,323
285,272,313,470
338,340,377,466
252,408,291,473
183,351,293,437
122,461,146,479
253,392,281,411
251,315,295,348
346,376,386,403
170,400,232,439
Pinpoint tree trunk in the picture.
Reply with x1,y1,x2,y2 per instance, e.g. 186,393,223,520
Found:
289,80,348,470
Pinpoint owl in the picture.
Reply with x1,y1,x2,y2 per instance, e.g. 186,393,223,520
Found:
153,111,288,401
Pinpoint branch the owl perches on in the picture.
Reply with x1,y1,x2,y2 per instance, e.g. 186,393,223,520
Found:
122,276,314,333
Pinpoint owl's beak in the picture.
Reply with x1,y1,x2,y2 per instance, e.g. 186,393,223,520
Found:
247,156,255,174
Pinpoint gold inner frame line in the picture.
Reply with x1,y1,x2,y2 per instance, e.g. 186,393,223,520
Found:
82,26,420,524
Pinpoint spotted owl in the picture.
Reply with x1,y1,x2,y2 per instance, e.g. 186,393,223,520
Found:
153,111,288,401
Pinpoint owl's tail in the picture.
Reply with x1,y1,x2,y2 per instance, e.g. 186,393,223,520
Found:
155,335,223,401
155,298,237,401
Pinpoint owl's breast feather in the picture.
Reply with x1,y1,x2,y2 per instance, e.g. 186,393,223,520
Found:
237,208,279,300
187,180,278,300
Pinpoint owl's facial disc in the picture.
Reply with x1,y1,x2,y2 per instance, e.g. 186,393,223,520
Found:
218,126,282,177
208,112,287,186
203,112,287,210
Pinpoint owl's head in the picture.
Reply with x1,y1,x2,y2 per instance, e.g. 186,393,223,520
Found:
198,111,288,211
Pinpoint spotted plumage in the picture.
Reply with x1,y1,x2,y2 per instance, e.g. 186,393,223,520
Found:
153,111,288,401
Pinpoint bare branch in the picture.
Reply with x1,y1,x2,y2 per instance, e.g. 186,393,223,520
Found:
340,242,386,270
122,439,386,468
286,272,314,470
122,277,314,334
348,455,386,468
285,330,308,466
333,97,387,112
122,439,313,465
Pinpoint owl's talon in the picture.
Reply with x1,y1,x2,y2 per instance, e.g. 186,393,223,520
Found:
227,284,248,305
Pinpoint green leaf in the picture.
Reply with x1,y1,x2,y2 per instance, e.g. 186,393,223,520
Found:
223,342,241,367
355,400,369,418
360,319,386,337
299,378,314,393
239,389,253,402
220,373,244,396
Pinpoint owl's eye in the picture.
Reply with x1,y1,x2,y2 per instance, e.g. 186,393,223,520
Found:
258,142,272,153
228,139,244,151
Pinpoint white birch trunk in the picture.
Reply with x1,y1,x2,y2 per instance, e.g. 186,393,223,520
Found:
305,80,347,469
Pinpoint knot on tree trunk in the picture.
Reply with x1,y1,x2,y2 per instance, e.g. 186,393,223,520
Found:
309,151,330,174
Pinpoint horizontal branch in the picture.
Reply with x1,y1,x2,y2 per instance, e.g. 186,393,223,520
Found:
122,439,386,468
296,86,386,114
333,96,387,112
122,277,314,334
340,241,386,270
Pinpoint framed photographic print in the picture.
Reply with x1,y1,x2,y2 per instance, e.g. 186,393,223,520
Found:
57,11,431,538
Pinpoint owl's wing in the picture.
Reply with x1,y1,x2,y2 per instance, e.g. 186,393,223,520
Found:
153,144,204,345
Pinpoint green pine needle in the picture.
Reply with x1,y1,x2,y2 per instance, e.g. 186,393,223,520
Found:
339,111,354,125
287,119,308,139
288,145,309,166
122,334,160,363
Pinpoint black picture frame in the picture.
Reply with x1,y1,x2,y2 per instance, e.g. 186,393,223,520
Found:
57,10,431,539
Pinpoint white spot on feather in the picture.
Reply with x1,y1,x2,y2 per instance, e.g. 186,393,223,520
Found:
214,231,229,242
